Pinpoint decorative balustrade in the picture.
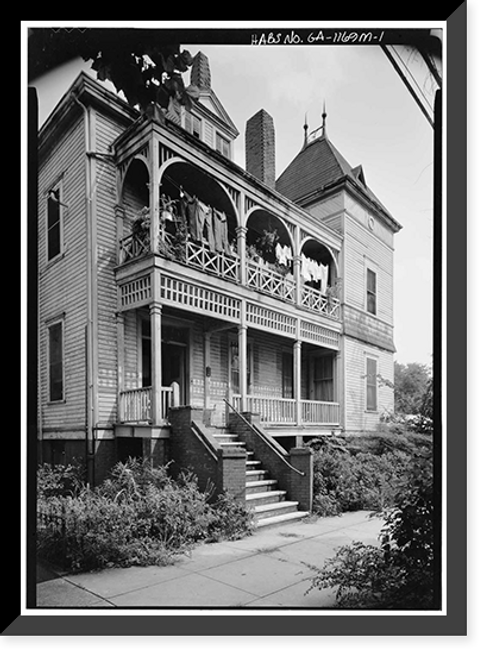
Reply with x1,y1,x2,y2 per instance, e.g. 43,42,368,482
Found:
247,396,297,425
247,261,296,303
119,232,340,322
301,400,340,425
301,286,340,319
119,386,174,424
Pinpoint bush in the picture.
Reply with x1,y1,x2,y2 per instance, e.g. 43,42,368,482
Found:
37,459,254,572
308,454,436,609
310,431,432,517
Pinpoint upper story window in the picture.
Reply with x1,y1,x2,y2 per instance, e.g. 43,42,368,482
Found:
216,133,230,159
366,268,377,315
47,186,63,261
185,111,202,139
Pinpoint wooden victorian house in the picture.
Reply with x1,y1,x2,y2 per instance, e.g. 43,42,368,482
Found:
36,52,401,524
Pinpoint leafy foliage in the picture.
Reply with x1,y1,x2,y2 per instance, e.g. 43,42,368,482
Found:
37,459,254,572
394,362,431,415
310,432,431,516
308,452,437,609
77,29,198,116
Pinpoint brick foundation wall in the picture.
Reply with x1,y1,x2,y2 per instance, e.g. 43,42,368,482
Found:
168,406,247,502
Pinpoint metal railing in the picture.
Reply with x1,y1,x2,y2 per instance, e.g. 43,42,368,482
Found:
224,398,305,477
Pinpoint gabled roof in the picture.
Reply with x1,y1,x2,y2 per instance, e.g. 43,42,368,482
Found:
276,134,401,231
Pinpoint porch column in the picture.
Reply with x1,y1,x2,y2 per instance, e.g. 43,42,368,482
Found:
236,225,247,286
150,302,162,425
204,331,212,411
294,224,302,306
116,312,125,422
293,254,302,306
149,135,160,254
238,318,248,412
294,339,302,426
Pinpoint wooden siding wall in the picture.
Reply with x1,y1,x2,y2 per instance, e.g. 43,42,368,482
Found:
38,115,88,437
306,192,344,234
343,336,394,433
343,200,394,327
95,111,128,428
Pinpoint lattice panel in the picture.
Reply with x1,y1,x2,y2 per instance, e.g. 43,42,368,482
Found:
300,321,340,348
120,276,152,308
246,303,296,337
160,276,241,321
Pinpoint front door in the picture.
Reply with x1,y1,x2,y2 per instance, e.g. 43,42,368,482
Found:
141,319,188,405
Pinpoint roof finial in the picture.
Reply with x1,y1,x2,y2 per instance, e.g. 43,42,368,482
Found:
322,100,327,135
303,112,309,146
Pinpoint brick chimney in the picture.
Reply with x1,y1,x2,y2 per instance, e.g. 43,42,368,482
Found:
191,51,211,89
245,109,275,189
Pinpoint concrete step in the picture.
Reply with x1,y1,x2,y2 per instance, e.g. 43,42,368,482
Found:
246,460,262,468
256,511,309,529
253,500,300,520
213,433,239,442
246,490,287,507
219,441,246,449
246,469,269,481
245,479,278,494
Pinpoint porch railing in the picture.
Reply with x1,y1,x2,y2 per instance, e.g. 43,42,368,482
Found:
247,396,297,425
301,400,340,425
247,261,296,303
232,394,340,427
301,286,340,319
119,386,174,424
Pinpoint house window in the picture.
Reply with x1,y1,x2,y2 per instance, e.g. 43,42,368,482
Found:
366,357,378,411
47,187,63,261
313,354,334,402
48,320,64,402
185,111,202,139
367,268,377,315
282,352,293,399
216,133,230,158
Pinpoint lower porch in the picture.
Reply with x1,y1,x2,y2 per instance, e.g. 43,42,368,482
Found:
116,306,341,437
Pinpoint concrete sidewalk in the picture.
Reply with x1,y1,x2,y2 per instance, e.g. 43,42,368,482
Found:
36,510,385,609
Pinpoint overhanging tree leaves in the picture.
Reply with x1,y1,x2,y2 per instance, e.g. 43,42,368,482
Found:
77,29,199,116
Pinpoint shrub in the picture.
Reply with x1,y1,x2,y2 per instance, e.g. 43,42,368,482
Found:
308,454,436,609
37,459,254,572
310,431,432,517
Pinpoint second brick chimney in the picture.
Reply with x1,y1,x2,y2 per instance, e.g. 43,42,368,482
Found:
245,109,275,189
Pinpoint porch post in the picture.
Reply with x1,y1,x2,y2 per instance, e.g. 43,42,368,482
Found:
204,331,211,411
149,133,160,254
236,225,247,286
238,315,248,412
294,225,302,306
150,302,162,425
294,339,302,426
116,312,125,422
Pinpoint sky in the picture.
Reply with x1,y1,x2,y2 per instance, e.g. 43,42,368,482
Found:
28,27,437,367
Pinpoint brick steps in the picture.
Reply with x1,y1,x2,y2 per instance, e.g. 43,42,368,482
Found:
212,425,309,529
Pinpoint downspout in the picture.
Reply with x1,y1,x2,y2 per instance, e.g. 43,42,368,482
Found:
72,92,97,486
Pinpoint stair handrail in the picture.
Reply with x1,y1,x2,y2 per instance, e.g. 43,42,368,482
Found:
223,399,305,477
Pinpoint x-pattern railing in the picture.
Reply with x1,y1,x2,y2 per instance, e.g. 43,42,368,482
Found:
247,261,296,302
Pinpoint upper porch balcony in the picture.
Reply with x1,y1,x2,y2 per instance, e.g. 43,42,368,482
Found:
116,153,341,323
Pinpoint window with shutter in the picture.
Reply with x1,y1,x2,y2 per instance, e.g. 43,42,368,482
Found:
366,357,378,411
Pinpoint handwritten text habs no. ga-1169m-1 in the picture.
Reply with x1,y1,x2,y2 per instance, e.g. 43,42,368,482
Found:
251,30,385,46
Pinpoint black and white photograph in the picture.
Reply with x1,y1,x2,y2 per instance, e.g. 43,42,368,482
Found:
16,15,468,639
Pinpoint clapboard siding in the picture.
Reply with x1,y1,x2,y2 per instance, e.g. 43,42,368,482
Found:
343,336,394,433
306,192,344,229
343,211,394,325
94,111,128,425
344,193,394,248
38,115,87,432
